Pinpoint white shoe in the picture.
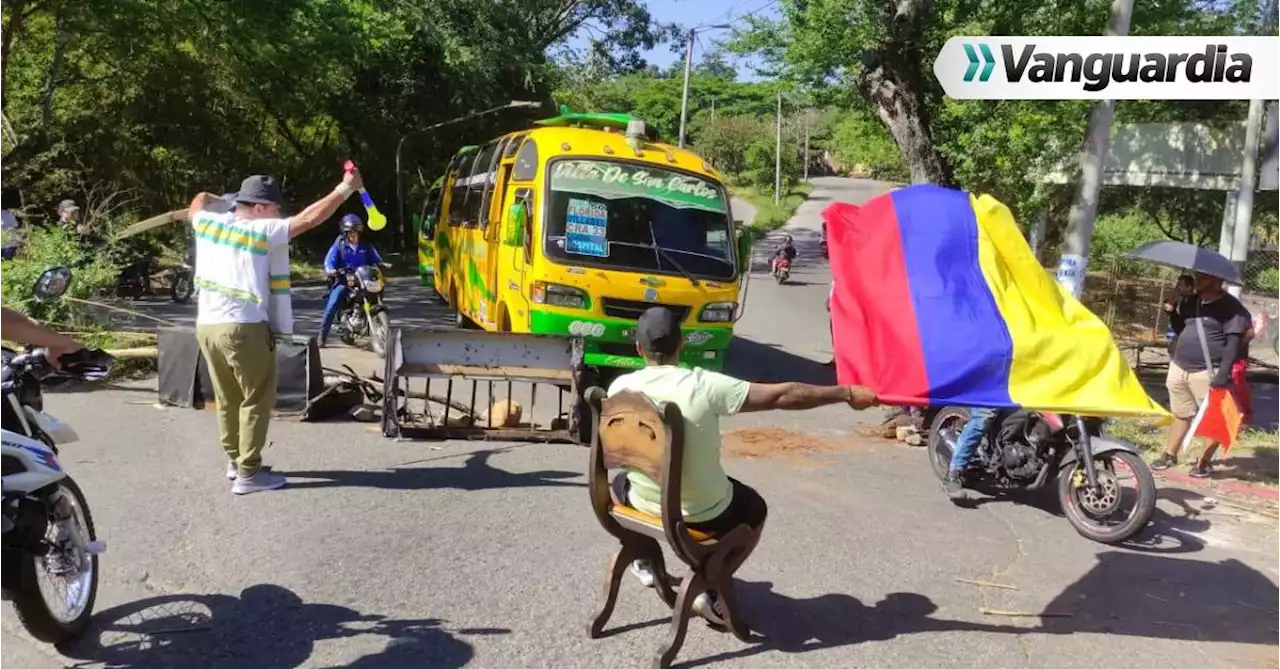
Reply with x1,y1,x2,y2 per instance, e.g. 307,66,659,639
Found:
231,470,286,495
226,462,238,481
630,560,656,588
692,592,726,626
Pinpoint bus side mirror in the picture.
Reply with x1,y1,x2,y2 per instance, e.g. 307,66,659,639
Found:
735,228,752,273
505,201,528,246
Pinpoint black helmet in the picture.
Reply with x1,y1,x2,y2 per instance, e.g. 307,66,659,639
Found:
340,214,364,233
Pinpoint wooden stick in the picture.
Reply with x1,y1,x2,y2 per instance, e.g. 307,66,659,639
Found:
956,578,1019,591
104,347,158,358
979,608,1072,618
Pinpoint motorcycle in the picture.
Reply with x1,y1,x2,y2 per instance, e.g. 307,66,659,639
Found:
925,407,1156,545
334,264,391,357
2,266,115,644
771,257,792,284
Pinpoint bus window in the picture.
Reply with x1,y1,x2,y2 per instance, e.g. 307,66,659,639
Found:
502,133,527,159
512,140,538,181
448,153,478,226
478,142,505,227
463,143,498,227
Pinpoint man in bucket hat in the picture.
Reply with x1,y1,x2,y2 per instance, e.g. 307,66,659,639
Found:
187,167,362,494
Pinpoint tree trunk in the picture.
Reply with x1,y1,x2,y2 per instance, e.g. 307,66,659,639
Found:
855,0,955,186
38,14,70,131
858,48,954,186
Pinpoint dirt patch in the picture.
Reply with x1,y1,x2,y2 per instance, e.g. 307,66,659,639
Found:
723,427,843,465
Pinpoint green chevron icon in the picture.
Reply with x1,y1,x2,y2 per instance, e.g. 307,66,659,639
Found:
963,43,996,82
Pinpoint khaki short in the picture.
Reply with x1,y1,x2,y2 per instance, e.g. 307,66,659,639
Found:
1166,361,1211,419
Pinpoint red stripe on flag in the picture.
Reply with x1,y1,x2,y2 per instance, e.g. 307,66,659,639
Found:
824,200,930,405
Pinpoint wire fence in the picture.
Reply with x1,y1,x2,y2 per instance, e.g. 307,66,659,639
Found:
1076,247,1279,369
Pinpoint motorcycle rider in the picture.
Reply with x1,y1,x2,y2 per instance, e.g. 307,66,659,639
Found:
771,235,797,274
941,407,997,501
318,214,384,347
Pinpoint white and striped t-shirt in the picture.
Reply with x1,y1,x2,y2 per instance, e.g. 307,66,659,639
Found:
192,211,291,325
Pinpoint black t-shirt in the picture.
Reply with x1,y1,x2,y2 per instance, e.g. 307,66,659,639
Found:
1171,293,1251,372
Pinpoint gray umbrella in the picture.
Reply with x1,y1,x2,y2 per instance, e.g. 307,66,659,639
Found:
1124,240,1242,284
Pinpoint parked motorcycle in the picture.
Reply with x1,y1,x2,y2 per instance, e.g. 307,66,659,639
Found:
925,407,1156,545
114,257,194,304
772,257,792,284
335,264,391,357
2,266,115,644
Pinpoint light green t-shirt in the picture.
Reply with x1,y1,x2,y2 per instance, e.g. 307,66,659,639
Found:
607,365,750,523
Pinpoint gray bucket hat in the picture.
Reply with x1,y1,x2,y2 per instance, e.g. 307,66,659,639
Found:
234,175,283,206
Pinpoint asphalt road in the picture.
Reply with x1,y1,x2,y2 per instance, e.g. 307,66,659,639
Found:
4,177,1277,669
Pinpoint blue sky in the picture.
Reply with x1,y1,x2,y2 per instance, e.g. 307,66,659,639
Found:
565,0,781,80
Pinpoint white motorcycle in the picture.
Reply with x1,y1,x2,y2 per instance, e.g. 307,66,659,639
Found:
2,266,114,644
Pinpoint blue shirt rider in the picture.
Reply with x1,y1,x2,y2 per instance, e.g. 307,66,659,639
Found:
319,214,384,347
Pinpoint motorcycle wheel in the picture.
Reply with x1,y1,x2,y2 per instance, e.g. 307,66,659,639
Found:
774,270,787,284
170,273,194,304
11,476,99,645
1058,450,1156,545
370,310,390,358
927,406,970,482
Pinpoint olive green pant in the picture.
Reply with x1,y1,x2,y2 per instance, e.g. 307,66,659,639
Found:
195,322,276,476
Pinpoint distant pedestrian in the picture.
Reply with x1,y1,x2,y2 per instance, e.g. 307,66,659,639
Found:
188,166,363,494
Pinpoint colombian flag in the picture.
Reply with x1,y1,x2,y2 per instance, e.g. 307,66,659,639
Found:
825,185,1168,418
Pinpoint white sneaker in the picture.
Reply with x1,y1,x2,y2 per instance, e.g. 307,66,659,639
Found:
692,592,726,626
630,560,656,588
231,470,286,495
228,463,271,481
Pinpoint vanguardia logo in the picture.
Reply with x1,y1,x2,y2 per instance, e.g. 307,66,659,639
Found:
962,44,996,82
934,37,1279,101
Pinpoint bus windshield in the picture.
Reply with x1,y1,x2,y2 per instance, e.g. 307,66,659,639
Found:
543,159,736,281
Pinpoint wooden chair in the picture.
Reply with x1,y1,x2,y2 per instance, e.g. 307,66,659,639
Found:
584,387,759,669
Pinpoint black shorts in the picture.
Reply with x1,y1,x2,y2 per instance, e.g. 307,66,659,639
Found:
611,473,768,536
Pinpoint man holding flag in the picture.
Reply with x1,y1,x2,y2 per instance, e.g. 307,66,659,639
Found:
1150,272,1251,477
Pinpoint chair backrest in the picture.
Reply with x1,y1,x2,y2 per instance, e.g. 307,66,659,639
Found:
586,387,693,554
597,390,672,484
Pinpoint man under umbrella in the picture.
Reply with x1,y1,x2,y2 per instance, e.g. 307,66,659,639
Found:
1150,271,1252,477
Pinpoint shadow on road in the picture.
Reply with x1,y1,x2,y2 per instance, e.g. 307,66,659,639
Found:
679,581,1017,668
726,337,834,386
1039,552,1278,645
285,449,583,491
58,584,506,668
677,547,1277,666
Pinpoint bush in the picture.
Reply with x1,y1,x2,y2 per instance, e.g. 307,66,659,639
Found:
1248,264,1278,294
829,109,909,181
1089,211,1168,274
742,135,801,196
1,225,120,324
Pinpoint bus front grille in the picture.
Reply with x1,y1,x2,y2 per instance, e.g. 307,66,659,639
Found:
601,298,691,322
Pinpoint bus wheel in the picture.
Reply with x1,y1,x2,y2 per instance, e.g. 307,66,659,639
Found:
451,288,475,330
498,306,511,332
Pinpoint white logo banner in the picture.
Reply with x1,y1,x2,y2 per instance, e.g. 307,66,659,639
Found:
934,36,1280,100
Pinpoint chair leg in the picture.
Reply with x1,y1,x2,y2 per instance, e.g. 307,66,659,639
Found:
655,574,704,669
589,545,634,639
650,545,679,608
713,575,752,642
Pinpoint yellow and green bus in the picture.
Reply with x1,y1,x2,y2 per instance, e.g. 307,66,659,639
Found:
418,111,750,374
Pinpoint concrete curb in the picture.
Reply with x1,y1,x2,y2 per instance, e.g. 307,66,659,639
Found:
1155,468,1279,506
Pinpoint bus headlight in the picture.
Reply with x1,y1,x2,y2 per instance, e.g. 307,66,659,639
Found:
698,301,736,322
532,281,589,310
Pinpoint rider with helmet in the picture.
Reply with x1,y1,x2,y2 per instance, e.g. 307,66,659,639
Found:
318,214,384,347
771,235,797,273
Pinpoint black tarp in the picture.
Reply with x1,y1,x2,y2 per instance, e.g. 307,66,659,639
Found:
157,327,322,414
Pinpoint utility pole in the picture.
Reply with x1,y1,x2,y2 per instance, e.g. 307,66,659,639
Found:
677,28,695,148
710,98,716,125
1221,0,1277,297
803,114,810,182
677,24,731,149
774,91,782,205
1055,0,1135,296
